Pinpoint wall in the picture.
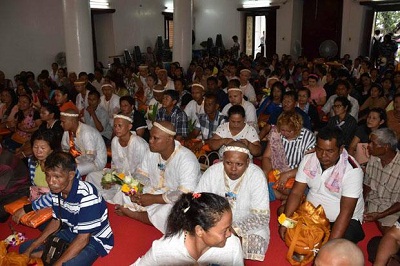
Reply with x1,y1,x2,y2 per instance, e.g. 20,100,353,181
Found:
193,0,242,51
341,0,367,58
290,0,303,58
0,0,64,78
93,13,116,67
110,0,165,63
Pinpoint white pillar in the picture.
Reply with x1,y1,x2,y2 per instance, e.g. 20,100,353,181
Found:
62,0,94,73
172,0,192,71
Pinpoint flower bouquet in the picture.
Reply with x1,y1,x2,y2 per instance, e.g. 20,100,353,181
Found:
101,169,143,196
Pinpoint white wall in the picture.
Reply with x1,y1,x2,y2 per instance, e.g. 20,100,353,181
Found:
341,0,367,58
193,0,242,51
0,0,64,79
110,0,165,62
93,13,116,67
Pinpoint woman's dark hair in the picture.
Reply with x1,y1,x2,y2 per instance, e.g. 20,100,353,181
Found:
369,83,384,98
298,87,311,98
17,83,33,96
228,104,245,118
147,73,158,84
30,130,61,157
164,90,180,102
270,81,285,102
16,94,33,122
55,86,70,101
217,75,228,89
1,89,18,118
44,151,76,173
165,192,230,238
368,107,387,129
41,102,60,120
334,96,352,114
120,95,135,107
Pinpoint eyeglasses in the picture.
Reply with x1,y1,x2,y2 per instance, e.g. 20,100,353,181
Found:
333,104,343,108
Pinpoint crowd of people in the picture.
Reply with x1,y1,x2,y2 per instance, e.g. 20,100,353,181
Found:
0,41,399,264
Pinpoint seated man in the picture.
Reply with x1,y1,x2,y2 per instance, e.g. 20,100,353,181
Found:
60,109,107,175
114,121,201,233
221,83,258,131
196,141,270,261
83,90,113,143
279,127,365,244
156,90,188,141
86,114,149,202
186,93,226,152
314,238,364,266
364,128,400,234
184,83,205,124
20,152,114,265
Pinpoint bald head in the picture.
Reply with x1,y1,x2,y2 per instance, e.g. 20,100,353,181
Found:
149,121,176,154
314,239,364,266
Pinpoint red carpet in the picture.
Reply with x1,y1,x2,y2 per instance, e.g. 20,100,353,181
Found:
1,201,380,265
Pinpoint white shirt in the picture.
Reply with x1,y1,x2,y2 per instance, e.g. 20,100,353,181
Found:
132,231,244,266
100,94,120,127
296,153,364,222
76,92,89,112
322,94,359,119
196,162,270,261
222,100,258,131
240,82,257,103
184,99,205,124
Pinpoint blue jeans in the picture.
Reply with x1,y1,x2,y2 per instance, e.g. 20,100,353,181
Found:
20,229,99,266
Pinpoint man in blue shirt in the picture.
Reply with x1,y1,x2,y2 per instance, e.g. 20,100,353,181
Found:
20,152,114,265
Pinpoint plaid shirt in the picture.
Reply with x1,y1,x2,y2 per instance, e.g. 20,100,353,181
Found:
195,111,226,140
157,106,189,137
364,152,400,213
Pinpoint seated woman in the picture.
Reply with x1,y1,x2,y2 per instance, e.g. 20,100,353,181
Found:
326,96,358,149
132,192,244,266
3,94,42,153
11,130,60,224
86,113,149,202
306,74,326,107
119,95,150,142
0,88,18,129
257,81,284,128
53,86,78,112
358,83,388,122
209,105,262,157
38,103,64,144
262,112,316,201
348,108,387,165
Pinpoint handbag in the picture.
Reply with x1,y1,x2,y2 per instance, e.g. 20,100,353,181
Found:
41,196,69,266
284,201,331,266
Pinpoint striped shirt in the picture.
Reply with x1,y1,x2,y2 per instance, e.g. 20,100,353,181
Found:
281,128,316,169
52,178,114,256
195,111,226,140
156,106,189,137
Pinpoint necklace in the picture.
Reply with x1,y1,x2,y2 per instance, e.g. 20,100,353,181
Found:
223,170,246,208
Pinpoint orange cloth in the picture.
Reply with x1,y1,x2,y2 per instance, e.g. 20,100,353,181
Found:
68,131,81,158
4,197,30,214
59,101,79,113
268,170,295,189
0,242,43,266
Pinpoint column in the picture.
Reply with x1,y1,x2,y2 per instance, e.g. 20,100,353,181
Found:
62,0,94,73
172,0,192,71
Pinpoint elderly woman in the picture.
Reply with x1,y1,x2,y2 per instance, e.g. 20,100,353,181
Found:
262,112,316,201
209,105,262,157
132,192,243,265
349,108,387,165
326,96,358,148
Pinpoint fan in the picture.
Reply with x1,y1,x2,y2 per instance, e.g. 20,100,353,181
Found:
55,52,66,68
319,40,338,58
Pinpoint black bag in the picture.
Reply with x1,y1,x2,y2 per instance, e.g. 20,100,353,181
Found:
41,196,69,266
